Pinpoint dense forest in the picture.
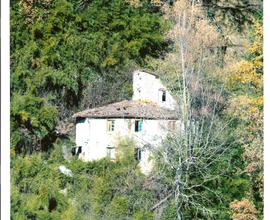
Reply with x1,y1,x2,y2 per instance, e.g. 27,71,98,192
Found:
11,0,263,219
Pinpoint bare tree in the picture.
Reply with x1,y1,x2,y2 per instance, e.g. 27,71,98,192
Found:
147,1,233,219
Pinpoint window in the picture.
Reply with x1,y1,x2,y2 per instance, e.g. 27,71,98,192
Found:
168,121,176,130
135,148,142,161
162,91,166,102
159,89,166,102
135,120,142,132
107,147,115,160
77,146,82,155
127,119,132,130
76,117,86,124
72,146,82,156
107,120,115,131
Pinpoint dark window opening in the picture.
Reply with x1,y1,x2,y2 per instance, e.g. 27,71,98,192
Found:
135,121,139,132
135,120,142,132
77,146,82,156
162,91,166,102
159,89,166,103
76,117,86,124
135,148,142,161
72,146,82,156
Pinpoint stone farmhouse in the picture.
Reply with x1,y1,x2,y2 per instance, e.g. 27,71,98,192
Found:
73,70,180,174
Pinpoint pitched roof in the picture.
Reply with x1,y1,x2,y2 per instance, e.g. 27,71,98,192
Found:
136,69,159,78
73,100,179,120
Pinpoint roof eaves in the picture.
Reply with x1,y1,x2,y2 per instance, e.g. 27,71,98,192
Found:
136,69,160,78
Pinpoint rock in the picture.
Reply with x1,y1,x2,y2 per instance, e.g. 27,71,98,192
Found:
59,165,73,177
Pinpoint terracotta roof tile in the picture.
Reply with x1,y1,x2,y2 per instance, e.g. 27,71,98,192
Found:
73,100,179,120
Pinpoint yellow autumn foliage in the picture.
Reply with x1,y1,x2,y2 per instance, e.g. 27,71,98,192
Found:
229,95,263,117
226,21,263,202
248,22,263,55
227,22,263,92
227,60,262,88
19,111,29,123
227,22,263,117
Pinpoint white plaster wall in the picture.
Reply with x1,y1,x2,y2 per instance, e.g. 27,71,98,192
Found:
75,70,181,173
132,70,177,110
75,118,181,174
75,118,90,148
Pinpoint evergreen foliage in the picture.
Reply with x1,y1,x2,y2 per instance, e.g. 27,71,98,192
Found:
10,0,263,219
11,139,155,220
11,0,168,153
225,21,263,219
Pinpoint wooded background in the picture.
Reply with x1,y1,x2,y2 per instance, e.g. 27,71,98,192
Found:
10,0,263,219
